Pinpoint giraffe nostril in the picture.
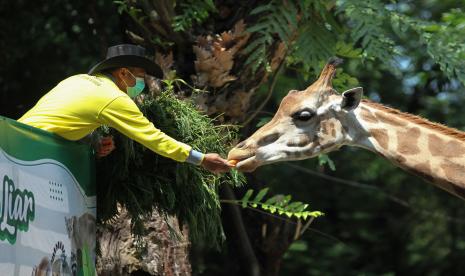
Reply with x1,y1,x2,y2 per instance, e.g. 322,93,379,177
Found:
257,133,280,147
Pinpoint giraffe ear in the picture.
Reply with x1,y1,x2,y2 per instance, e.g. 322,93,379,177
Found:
341,87,363,111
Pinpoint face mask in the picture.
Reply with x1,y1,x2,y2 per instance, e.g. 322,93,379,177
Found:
123,70,145,98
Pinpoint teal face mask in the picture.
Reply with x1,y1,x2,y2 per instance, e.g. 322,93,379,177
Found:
124,70,145,98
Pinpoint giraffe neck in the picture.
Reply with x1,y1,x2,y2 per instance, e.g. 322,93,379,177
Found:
349,100,465,200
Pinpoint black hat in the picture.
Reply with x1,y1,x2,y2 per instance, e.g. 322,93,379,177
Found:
88,44,163,77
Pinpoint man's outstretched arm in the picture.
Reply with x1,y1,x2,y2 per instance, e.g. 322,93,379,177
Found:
97,96,232,173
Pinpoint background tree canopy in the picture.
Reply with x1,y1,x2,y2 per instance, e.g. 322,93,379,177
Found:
1,0,464,275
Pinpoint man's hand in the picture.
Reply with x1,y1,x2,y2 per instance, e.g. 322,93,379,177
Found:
96,136,115,158
201,153,233,174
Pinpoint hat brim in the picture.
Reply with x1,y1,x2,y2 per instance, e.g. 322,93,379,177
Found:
88,55,163,78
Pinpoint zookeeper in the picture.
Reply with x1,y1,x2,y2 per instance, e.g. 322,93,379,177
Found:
18,44,232,174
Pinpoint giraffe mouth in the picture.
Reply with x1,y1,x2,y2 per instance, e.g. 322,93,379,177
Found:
227,149,258,172
235,156,258,172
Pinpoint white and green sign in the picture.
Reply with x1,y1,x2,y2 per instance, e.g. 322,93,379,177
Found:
0,116,96,276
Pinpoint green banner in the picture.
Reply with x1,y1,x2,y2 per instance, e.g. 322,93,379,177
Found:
0,116,96,276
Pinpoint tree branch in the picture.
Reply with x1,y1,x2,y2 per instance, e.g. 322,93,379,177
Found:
220,185,261,276
242,59,285,127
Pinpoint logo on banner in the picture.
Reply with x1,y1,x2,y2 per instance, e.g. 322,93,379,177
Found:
0,175,35,244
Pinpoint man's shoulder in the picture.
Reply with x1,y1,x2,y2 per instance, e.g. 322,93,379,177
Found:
65,74,124,97
74,74,106,87
66,74,115,89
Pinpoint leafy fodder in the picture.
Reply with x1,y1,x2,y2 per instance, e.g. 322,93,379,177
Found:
96,91,245,247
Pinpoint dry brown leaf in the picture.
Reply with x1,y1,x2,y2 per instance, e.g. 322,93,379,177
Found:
197,36,210,48
193,46,212,60
270,42,287,71
220,31,234,46
232,20,246,37
155,52,174,76
192,20,251,88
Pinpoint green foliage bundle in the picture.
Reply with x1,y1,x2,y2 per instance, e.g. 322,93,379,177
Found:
96,90,245,246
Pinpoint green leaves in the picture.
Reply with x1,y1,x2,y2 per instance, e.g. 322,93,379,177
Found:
332,69,359,91
172,0,217,32
245,0,303,73
396,8,465,85
337,1,465,85
336,0,398,65
407,10,465,86
318,154,336,171
97,88,245,247
291,20,338,72
335,41,362,58
241,189,254,208
244,0,356,75
235,188,324,220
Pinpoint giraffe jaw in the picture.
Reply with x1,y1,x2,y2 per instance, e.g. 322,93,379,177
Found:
227,148,260,172
235,156,259,172
228,149,288,172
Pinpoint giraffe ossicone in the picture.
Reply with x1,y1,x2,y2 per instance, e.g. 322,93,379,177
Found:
228,58,465,200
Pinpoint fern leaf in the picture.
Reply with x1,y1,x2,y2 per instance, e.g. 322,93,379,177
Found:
242,189,254,208
250,3,274,15
253,187,269,203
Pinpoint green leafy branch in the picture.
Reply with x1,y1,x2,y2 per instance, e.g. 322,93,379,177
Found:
114,1,148,29
244,0,303,73
245,0,360,81
390,9,465,85
97,87,245,246
336,0,398,65
162,78,208,94
172,0,216,32
222,188,324,220
318,154,336,171
337,0,465,85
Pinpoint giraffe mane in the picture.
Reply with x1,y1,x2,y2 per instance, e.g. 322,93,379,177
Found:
362,99,465,141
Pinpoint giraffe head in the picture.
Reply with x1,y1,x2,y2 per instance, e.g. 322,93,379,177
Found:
228,58,364,172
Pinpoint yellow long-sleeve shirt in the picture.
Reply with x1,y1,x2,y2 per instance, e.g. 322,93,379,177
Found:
18,74,192,162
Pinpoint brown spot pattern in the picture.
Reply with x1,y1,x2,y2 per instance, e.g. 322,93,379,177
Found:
428,134,465,158
370,128,389,150
375,111,408,127
411,161,432,177
363,100,465,141
403,160,459,197
331,128,336,137
321,122,328,135
287,136,311,147
397,127,421,155
360,109,379,123
440,160,465,186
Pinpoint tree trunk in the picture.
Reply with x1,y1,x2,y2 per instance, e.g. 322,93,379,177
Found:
97,206,191,276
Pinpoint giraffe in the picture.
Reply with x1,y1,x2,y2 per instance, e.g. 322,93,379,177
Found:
228,58,465,200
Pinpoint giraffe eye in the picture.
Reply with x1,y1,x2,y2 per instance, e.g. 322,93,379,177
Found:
292,110,314,122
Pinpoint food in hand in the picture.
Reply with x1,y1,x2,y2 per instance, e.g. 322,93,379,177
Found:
227,159,239,167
